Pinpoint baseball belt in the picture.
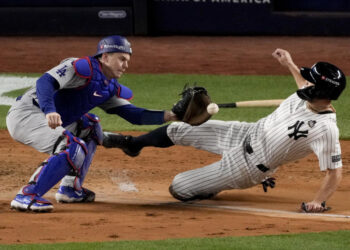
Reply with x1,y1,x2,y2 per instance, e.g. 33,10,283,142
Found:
244,137,270,173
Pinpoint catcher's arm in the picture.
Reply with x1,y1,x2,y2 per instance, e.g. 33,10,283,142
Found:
300,168,342,213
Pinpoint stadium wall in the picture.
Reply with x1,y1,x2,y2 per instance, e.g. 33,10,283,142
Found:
0,0,350,36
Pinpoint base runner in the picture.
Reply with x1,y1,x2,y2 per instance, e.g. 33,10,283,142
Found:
112,49,346,213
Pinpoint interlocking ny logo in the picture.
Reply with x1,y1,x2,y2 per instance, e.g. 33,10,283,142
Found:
288,121,308,140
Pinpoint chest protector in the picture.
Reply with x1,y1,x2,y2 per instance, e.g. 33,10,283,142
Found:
54,57,118,127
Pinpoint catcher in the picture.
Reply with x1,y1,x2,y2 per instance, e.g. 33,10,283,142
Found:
108,49,345,213
7,35,206,212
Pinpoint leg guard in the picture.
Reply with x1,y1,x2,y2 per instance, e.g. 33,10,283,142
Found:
77,139,97,189
75,113,101,188
77,113,103,145
20,130,87,198
60,139,97,191
12,131,87,212
56,113,101,203
57,133,97,202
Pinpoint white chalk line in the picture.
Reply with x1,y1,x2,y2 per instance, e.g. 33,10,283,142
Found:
175,202,350,219
102,196,350,220
0,76,36,105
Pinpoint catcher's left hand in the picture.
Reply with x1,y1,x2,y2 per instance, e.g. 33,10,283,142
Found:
172,85,212,126
261,177,276,192
300,201,331,213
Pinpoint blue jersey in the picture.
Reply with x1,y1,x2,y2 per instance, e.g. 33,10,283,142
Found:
54,57,119,126
35,56,165,127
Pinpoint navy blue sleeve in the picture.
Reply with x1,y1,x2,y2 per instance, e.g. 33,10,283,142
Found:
36,73,60,114
106,104,165,125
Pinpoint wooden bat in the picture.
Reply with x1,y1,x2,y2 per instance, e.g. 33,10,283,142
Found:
218,99,284,108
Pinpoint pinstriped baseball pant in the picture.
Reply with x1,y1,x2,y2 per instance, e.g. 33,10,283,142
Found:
167,120,268,200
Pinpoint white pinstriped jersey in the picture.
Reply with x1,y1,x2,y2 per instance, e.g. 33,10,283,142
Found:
167,93,342,199
249,93,342,171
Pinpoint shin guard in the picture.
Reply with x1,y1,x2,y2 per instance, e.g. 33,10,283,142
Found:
70,139,97,191
21,131,87,197
60,113,101,190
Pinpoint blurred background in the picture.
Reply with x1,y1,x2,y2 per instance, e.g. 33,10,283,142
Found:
1,0,350,36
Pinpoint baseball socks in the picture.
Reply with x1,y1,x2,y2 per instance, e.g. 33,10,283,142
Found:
128,125,174,153
103,125,174,157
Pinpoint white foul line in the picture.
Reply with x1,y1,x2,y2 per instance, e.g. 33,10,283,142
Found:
101,196,350,220
172,202,350,219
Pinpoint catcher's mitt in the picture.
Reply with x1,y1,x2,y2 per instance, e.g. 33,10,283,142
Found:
172,85,212,126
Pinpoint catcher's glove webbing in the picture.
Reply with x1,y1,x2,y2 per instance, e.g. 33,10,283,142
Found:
172,85,212,126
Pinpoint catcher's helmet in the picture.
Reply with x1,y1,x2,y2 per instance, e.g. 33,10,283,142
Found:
94,35,132,57
297,62,346,101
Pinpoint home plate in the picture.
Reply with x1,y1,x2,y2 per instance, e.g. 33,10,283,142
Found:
118,182,138,192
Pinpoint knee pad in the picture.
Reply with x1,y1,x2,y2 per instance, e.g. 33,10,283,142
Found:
63,130,88,173
78,113,103,145
72,139,97,191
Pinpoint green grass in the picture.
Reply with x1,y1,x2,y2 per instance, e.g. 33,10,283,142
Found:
0,105,10,128
1,230,350,249
1,73,349,138
1,74,350,248
4,87,31,98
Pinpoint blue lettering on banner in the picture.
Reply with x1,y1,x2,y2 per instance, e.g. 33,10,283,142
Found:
56,65,68,77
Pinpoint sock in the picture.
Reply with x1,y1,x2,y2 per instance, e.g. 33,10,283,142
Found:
132,125,174,150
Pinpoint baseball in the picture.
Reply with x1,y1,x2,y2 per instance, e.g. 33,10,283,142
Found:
207,103,219,115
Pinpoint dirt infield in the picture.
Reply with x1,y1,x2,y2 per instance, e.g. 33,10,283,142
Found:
1,36,350,244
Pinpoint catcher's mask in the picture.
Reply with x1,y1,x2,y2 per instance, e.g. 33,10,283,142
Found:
297,62,346,101
94,35,132,57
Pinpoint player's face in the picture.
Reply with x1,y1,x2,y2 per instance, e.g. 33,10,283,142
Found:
101,52,130,79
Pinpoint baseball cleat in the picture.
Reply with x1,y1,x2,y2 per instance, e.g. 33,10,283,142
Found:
103,133,140,157
121,135,141,157
11,194,53,212
55,186,95,203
